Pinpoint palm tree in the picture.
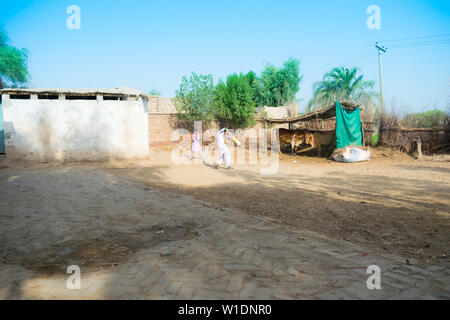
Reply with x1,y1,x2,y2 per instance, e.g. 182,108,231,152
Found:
308,67,376,111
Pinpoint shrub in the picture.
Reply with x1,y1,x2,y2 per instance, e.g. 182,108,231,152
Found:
370,134,379,147
402,110,447,128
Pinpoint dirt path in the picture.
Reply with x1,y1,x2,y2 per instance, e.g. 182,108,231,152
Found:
0,163,448,299
104,148,450,265
0,149,449,299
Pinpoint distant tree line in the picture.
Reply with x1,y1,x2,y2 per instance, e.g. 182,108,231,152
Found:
174,58,302,128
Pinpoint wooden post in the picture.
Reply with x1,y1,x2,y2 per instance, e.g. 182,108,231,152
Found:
416,136,423,159
361,118,366,147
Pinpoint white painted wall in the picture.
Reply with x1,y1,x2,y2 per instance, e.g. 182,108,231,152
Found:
1,95,149,161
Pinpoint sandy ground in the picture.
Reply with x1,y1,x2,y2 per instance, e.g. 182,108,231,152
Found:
106,146,450,264
0,147,449,299
1,147,449,264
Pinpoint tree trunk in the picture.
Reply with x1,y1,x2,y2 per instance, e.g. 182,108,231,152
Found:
0,77,5,89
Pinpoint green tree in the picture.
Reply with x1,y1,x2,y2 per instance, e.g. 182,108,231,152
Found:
148,89,161,96
260,58,302,107
214,73,256,128
245,70,266,107
0,28,29,88
174,73,216,124
308,67,375,111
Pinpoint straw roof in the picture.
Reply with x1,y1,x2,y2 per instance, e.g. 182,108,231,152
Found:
255,101,361,124
0,87,144,97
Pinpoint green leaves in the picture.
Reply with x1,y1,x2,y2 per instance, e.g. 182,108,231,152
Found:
259,58,302,107
175,58,302,128
0,29,9,47
0,28,29,88
174,73,216,124
403,110,448,128
213,73,256,128
148,89,161,96
308,67,375,111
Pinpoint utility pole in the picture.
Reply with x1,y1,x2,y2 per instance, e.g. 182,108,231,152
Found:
375,43,387,115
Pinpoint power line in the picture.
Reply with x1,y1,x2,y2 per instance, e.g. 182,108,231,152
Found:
379,33,450,43
388,39,450,49
303,49,376,81
302,44,374,80
302,33,449,82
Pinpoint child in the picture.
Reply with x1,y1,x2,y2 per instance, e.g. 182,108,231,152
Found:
191,130,203,159
214,128,233,169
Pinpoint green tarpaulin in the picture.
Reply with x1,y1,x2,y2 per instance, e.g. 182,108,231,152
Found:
335,101,362,149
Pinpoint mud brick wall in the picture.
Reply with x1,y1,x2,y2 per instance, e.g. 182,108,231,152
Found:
146,96,178,145
148,114,181,145
145,95,290,147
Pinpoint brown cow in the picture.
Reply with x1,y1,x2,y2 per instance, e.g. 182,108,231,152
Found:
279,128,307,155
303,131,336,157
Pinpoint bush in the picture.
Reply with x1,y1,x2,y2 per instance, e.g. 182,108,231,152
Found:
402,110,448,128
370,134,379,147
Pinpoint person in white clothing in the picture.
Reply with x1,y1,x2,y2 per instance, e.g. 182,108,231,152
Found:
214,128,233,169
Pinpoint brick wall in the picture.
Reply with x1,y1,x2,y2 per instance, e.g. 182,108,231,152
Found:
146,96,177,114
148,114,181,145
145,95,289,147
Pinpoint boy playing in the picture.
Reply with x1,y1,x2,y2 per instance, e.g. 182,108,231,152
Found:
214,128,233,170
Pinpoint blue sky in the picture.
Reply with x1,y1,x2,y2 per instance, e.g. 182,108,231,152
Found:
1,0,449,113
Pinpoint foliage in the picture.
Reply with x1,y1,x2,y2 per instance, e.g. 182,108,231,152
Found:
370,134,379,147
213,73,256,128
245,70,266,107
308,67,375,111
259,58,302,107
0,28,29,88
148,89,161,96
402,109,448,128
174,73,216,124
175,58,302,127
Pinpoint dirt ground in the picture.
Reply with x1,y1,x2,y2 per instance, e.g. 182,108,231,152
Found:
3,145,448,266
0,146,449,299
103,146,449,265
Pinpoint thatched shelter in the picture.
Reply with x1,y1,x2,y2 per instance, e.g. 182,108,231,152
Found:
255,101,376,146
